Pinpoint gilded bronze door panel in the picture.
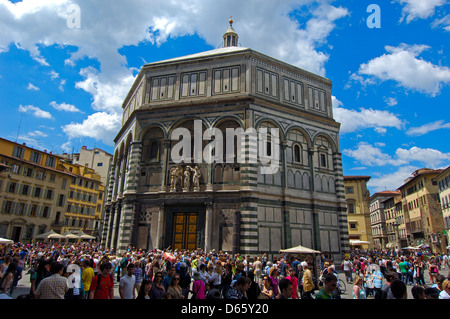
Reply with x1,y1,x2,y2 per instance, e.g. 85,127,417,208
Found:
172,212,198,250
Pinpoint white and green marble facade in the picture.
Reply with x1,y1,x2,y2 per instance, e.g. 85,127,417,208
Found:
101,46,349,261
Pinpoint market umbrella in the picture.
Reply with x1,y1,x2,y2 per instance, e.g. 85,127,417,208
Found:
0,237,13,244
35,229,64,240
62,231,80,239
349,240,370,245
76,231,96,240
402,246,420,250
47,232,66,239
280,244,321,254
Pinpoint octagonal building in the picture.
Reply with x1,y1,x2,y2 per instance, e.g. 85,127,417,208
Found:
101,21,349,260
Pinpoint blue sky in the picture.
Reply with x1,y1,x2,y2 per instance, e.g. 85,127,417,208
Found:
0,0,449,194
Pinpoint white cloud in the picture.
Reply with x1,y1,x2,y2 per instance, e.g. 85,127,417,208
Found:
395,146,450,167
74,67,135,114
332,96,404,134
432,14,450,32
344,142,450,168
396,0,447,23
28,130,48,138
406,120,450,136
0,0,348,145
18,104,53,119
356,44,450,96
384,97,398,107
343,142,407,167
62,112,121,146
26,82,39,91
368,166,419,192
50,101,83,113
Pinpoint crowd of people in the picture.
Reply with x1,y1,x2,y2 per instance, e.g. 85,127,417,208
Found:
0,241,449,300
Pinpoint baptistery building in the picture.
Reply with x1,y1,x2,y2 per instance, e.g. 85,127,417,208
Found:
101,20,349,260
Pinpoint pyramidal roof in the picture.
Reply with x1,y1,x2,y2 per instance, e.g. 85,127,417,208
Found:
146,46,250,66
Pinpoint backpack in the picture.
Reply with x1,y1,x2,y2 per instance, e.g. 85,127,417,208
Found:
120,257,129,269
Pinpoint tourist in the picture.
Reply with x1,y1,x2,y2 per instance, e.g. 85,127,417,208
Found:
34,263,68,299
285,267,299,299
136,278,153,300
315,273,337,299
191,270,206,299
119,263,136,299
166,274,183,299
390,279,407,299
277,278,293,299
439,279,450,299
226,276,249,299
352,275,366,299
342,256,353,283
411,285,426,299
81,259,94,298
301,261,314,299
0,262,17,296
269,266,279,296
150,271,165,299
133,259,143,296
89,262,114,299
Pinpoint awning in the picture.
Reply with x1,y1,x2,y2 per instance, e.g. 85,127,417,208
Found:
75,231,96,239
280,244,321,254
35,229,64,239
350,240,370,245
62,231,80,239
0,237,13,244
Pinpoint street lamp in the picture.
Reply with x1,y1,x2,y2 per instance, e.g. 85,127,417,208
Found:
393,220,400,251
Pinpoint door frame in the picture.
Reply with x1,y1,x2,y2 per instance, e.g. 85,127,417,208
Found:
164,206,205,250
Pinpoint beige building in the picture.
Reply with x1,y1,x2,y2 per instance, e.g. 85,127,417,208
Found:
370,191,400,249
57,161,104,238
72,146,113,186
398,168,446,253
0,138,70,241
343,176,372,249
0,137,105,242
433,166,450,249
382,191,407,249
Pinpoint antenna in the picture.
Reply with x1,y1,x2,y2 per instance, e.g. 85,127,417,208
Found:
15,112,24,142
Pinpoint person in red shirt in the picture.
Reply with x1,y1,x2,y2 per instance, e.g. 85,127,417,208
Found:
286,267,299,299
89,262,114,299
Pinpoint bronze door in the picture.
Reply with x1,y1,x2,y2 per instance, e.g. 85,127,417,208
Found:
172,212,198,250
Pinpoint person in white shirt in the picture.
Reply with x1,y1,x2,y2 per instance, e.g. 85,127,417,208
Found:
119,263,136,299
439,279,450,299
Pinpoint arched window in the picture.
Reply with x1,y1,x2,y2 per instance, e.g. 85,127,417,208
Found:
142,127,164,162
293,144,301,163
150,141,159,160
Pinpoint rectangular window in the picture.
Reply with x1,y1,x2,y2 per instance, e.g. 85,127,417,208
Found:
21,184,30,196
320,153,327,168
45,156,56,168
347,203,355,214
256,68,278,98
345,187,354,194
12,146,24,158
30,151,41,164
33,187,42,198
283,77,303,106
23,167,33,178
10,164,21,174
7,182,17,193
